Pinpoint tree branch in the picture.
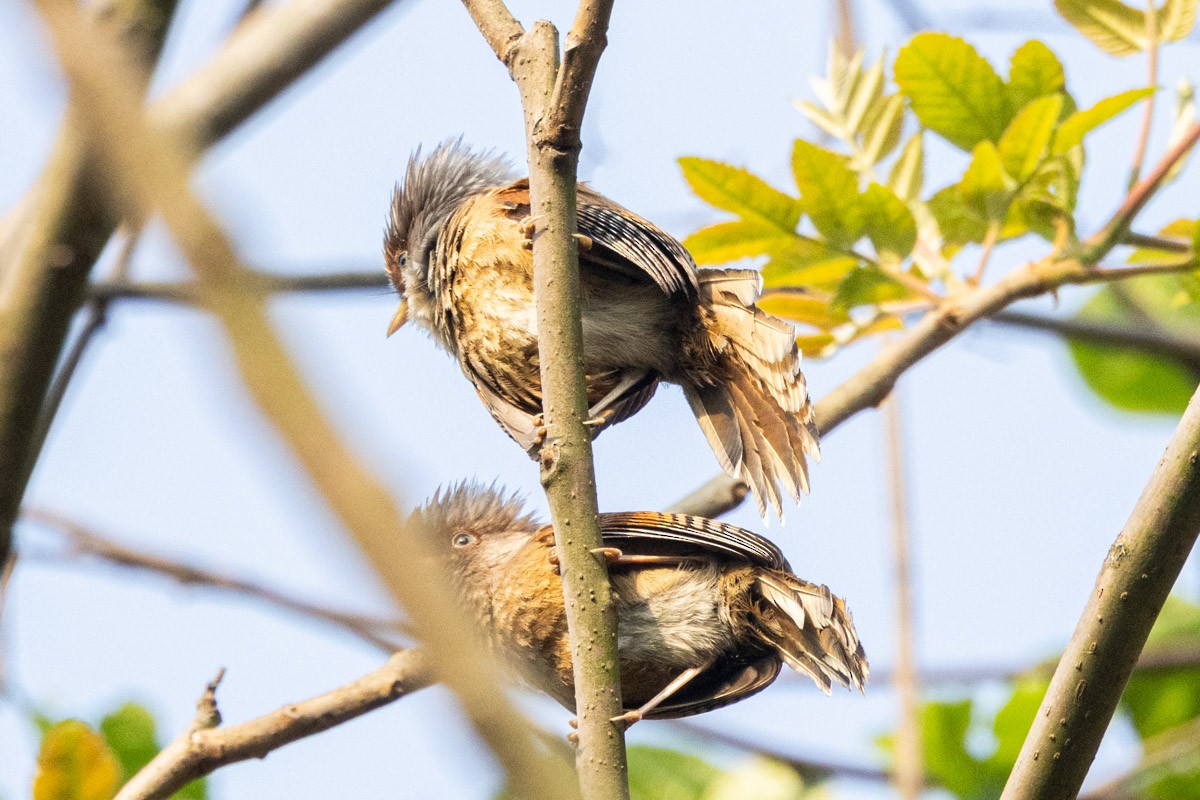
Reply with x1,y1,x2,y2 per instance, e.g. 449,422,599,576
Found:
114,650,434,800
21,508,409,652
990,311,1200,369
1000,384,1200,799
33,4,577,798
462,2,626,797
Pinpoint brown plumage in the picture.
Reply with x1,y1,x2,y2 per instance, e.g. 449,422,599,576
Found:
412,483,868,720
385,140,820,521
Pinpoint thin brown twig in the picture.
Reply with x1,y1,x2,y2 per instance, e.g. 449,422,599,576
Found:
881,384,922,799
990,310,1200,369
21,508,409,652
970,220,1001,286
1128,6,1160,189
1122,230,1192,254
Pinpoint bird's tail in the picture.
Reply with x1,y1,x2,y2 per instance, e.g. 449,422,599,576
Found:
752,572,868,694
683,268,819,521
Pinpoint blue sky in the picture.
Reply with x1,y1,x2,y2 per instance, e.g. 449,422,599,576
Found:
2,0,1198,797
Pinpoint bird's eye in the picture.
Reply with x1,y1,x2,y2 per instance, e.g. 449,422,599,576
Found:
452,532,477,548
398,252,409,267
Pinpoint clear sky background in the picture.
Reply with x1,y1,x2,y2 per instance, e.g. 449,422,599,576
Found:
2,0,1198,797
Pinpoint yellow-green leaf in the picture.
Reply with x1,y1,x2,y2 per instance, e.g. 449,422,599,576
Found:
1158,0,1199,41
678,158,803,233
832,266,913,312
683,220,797,265
1053,87,1156,153
1007,40,1066,109
858,93,906,168
790,140,864,247
894,33,1012,150
759,290,850,329
1128,219,1199,264
960,141,1016,221
861,182,917,262
795,333,838,358
887,133,924,202
999,94,1064,180
34,721,120,800
762,245,860,290
1055,0,1150,56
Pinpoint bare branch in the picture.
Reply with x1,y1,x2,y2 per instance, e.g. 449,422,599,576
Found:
33,4,577,798
990,311,1200,369
1127,8,1159,188
1000,385,1200,798
22,508,408,652
114,650,433,800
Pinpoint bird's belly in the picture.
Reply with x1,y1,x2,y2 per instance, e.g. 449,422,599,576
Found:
614,566,736,672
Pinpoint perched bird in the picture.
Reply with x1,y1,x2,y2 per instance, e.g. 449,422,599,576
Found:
385,140,819,520
412,483,867,723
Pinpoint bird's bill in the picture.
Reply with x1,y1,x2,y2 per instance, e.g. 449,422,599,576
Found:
386,299,408,337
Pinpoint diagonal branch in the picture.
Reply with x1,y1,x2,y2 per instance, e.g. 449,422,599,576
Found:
461,2,626,798
1000,384,1200,798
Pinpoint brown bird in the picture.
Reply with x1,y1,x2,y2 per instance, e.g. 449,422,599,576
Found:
412,483,868,724
385,140,819,521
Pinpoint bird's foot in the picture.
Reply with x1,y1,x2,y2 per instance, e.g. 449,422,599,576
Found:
519,215,545,248
609,709,643,732
573,233,594,250
591,547,624,565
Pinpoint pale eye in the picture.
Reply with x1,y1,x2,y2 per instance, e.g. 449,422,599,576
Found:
452,532,477,548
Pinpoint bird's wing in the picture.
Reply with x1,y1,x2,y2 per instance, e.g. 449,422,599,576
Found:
493,180,699,297
597,512,788,569
644,657,782,720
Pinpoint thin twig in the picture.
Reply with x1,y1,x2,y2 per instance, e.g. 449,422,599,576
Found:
1128,5,1160,189
1079,717,1200,800
21,508,409,652
1000,384,1200,798
990,310,1200,370
881,385,922,799
970,220,1001,286
1122,231,1192,254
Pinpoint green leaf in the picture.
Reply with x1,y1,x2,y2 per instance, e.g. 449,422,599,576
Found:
999,94,1064,180
762,238,860,289
1123,596,1200,738
790,140,864,247
759,290,851,329
887,133,925,202
1055,0,1150,56
858,93,906,169
1128,219,1199,265
703,758,816,800
832,266,912,312
1159,0,1200,41
99,705,157,784
861,182,917,262
1068,285,1200,414
628,746,718,800
1053,87,1156,153
919,700,989,800
960,141,1016,221
985,679,1048,778
895,33,1012,150
678,158,803,233
1007,40,1066,109
34,721,120,800
683,220,798,265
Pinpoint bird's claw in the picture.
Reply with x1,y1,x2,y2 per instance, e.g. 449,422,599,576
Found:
573,233,593,251
609,710,643,731
592,547,624,565
519,215,544,249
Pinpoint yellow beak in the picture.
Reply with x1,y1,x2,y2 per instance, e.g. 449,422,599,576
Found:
386,299,408,337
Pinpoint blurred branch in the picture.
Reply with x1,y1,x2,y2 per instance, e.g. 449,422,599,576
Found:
0,0,399,582
1000,385,1200,799
89,269,389,303
33,3,578,799
462,3,628,798
881,0,931,32
881,385,922,799
114,650,435,800
991,311,1200,369
0,0,179,585
21,508,409,652
1128,7,1159,189
1079,717,1200,800
674,123,1200,520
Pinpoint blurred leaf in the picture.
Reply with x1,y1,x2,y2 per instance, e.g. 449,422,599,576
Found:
704,758,822,800
861,182,917,262
1007,40,1066,109
628,746,719,800
762,240,860,289
679,158,803,233
858,93,906,170
998,94,1064,180
929,184,990,247
759,290,851,329
985,679,1048,777
887,133,925,202
960,141,1016,221
1055,0,1150,56
1128,219,1199,265
1159,0,1200,40
99,705,157,784
832,266,912,312
1124,596,1200,738
895,33,1011,150
920,700,988,800
1067,284,1200,414
1053,87,1156,153
1165,79,1198,183
796,332,838,358
34,721,120,800
683,220,798,265
791,140,864,247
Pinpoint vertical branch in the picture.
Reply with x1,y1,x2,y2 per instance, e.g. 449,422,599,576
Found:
1001,384,1200,799
1128,3,1159,188
881,386,923,799
462,3,627,798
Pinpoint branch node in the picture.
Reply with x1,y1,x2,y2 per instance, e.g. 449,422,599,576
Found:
194,667,226,731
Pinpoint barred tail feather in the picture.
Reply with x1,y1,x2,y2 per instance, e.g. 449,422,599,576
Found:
754,573,869,694
692,268,820,521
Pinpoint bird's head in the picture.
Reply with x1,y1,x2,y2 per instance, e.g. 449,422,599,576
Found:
383,139,516,336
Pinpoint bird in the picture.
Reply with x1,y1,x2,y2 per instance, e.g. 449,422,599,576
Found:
384,139,819,521
411,482,868,725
